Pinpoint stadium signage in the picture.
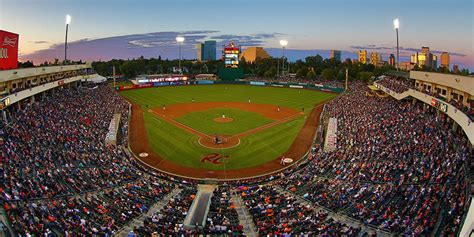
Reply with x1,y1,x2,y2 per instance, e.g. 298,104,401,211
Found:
250,81,265,86
289,85,304,89
137,76,188,83
431,98,448,113
0,30,19,70
0,97,10,109
201,153,230,165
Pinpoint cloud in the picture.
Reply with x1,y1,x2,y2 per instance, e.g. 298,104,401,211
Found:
350,44,466,57
20,30,281,62
30,40,50,44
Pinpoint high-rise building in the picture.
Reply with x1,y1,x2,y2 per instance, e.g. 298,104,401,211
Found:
440,52,450,68
419,46,433,67
358,50,367,64
388,54,396,66
411,52,419,64
196,44,203,61
453,64,459,74
196,40,217,61
370,52,381,66
329,50,341,61
432,55,438,69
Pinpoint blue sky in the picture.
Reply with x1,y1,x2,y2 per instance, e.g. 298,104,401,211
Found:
0,0,472,69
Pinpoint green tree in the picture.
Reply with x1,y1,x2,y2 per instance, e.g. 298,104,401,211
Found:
321,68,334,80
306,69,316,79
120,61,139,78
357,71,374,83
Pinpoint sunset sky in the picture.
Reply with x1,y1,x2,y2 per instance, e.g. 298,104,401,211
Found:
0,0,472,69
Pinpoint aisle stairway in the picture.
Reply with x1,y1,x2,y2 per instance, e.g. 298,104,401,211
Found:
230,192,258,237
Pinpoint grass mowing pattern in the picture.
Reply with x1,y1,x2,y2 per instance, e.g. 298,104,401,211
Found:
175,108,273,135
121,85,336,170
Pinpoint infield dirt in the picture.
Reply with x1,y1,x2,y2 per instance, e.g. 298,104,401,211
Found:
128,101,324,179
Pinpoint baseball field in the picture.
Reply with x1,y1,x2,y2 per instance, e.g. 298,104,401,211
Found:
120,84,336,179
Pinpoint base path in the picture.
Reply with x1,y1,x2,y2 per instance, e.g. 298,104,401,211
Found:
128,102,325,180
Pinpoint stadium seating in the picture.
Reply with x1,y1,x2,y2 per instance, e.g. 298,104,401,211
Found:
0,80,471,236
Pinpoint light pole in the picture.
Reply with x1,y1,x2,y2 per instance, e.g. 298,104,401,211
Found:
176,36,185,74
64,14,71,65
393,18,399,71
279,40,288,77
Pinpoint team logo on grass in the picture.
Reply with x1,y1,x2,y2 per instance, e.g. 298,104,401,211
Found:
201,153,230,165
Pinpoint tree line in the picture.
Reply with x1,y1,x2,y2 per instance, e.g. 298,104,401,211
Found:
92,55,400,82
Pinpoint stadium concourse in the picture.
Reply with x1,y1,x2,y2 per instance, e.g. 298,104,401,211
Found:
0,77,472,236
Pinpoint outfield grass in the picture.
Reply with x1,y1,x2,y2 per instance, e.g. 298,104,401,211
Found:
121,85,336,170
175,108,273,135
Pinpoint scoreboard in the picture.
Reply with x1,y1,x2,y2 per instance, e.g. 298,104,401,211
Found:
223,42,240,68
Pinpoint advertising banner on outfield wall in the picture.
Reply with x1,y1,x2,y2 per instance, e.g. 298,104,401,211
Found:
0,30,19,70
250,81,266,86
197,80,215,85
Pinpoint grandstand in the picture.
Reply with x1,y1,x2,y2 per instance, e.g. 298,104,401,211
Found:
0,64,472,236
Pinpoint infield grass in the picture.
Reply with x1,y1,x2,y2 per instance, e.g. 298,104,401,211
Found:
175,108,273,135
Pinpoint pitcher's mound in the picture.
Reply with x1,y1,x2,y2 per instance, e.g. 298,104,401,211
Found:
213,117,233,123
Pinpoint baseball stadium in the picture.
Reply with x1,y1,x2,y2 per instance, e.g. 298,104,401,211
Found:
0,1,473,236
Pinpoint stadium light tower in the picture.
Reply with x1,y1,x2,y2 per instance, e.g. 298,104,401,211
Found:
176,36,185,74
393,18,399,71
279,40,288,76
64,14,71,65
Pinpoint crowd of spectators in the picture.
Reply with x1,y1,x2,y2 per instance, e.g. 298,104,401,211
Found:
204,186,243,235
247,76,344,88
6,176,174,236
376,75,472,119
239,184,361,236
376,75,413,93
273,82,471,235
134,187,197,235
0,84,181,236
0,77,471,236
1,85,133,201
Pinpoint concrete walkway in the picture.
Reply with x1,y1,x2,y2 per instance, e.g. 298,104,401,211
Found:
184,184,216,228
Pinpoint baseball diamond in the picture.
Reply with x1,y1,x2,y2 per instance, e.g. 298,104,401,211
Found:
121,85,336,179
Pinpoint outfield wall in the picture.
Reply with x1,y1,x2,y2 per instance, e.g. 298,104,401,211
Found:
114,80,344,93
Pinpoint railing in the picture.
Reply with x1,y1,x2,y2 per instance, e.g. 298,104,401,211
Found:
0,74,99,108
374,82,474,145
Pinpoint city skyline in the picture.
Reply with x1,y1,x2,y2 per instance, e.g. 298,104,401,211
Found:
0,0,472,69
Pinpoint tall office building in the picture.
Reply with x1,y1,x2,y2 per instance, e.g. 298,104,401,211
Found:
411,52,419,64
432,55,438,69
370,52,381,66
453,64,459,74
329,50,341,61
196,44,203,61
388,54,396,66
196,40,217,61
440,52,450,68
420,46,432,67
410,47,440,68
358,50,367,64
